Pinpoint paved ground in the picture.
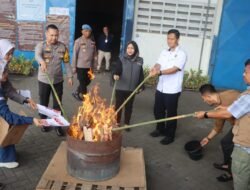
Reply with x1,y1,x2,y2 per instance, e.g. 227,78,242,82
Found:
0,72,233,190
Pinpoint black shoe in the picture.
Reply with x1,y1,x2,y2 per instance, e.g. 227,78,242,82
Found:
213,163,230,172
160,137,174,145
150,129,163,137
105,69,110,72
72,92,82,101
41,126,50,132
55,127,65,137
216,173,233,182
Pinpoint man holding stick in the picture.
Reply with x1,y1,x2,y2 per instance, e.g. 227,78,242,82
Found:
149,29,187,145
195,59,250,190
35,24,73,136
199,84,239,182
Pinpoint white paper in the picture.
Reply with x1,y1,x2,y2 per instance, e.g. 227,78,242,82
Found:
17,0,46,21
19,90,31,99
37,104,61,118
49,7,69,16
84,127,93,142
41,115,70,127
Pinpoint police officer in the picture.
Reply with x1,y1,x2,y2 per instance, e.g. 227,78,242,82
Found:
150,29,187,145
35,24,73,136
72,24,96,101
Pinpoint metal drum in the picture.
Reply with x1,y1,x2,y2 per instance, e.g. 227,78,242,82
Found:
67,132,122,181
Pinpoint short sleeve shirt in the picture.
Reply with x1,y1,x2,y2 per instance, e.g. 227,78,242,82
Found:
156,46,187,94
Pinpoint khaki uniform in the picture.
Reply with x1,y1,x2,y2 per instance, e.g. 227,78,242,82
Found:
35,41,72,123
35,41,72,84
213,90,240,133
72,36,96,69
71,36,95,97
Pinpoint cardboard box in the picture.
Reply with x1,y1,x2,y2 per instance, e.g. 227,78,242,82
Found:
36,141,147,190
0,116,29,147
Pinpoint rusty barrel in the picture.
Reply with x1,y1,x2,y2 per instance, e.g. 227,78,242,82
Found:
66,132,122,181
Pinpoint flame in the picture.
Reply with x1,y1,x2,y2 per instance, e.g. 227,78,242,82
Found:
68,85,116,142
88,69,95,80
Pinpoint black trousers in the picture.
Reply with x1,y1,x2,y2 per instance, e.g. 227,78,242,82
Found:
115,90,135,125
221,127,234,169
154,90,180,139
38,81,63,119
76,68,91,95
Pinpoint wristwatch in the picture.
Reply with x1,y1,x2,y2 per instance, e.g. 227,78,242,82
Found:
204,112,209,119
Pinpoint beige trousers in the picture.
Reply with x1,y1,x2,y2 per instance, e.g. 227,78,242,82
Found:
97,50,111,70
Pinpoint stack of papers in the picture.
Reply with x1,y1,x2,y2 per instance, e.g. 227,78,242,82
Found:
37,104,70,127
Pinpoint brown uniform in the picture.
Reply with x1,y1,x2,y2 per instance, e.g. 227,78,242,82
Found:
213,90,240,133
72,36,96,69
35,41,72,84
71,36,96,97
35,41,72,122
211,90,240,167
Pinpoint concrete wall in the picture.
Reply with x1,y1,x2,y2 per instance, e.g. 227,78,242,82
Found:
132,0,224,75
133,33,212,74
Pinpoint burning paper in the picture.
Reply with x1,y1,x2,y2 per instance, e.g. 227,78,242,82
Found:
68,85,117,142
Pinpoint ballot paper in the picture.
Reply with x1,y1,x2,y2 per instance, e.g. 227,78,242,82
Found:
37,104,61,118
37,104,69,127
18,90,31,99
41,115,70,127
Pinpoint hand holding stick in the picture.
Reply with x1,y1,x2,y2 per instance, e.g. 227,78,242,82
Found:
115,75,151,115
45,73,68,121
110,80,117,107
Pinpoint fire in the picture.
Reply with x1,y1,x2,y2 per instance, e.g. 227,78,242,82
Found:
88,69,95,80
68,85,117,142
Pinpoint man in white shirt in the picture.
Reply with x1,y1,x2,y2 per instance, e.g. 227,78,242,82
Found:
150,29,187,145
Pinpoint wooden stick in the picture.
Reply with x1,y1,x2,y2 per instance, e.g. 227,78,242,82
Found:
45,73,68,121
110,80,117,107
112,113,195,131
115,75,151,115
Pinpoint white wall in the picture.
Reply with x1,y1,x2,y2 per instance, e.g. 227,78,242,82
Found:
132,0,224,75
133,33,212,74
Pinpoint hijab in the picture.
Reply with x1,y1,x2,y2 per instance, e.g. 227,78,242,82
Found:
124,41,139,61
0,39,15,80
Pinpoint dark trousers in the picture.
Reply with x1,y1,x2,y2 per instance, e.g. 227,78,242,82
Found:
154,90,180,139
115,90,135,125
221,127,234,171
38,81,63,119
76,68,91,95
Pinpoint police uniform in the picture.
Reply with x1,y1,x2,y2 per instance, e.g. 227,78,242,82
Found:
35,41,72,131
72,36,96,97
151,46,187,143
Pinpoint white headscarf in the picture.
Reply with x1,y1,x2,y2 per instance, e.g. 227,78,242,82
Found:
0,39,15,80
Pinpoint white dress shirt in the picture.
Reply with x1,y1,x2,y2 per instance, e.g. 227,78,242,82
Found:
156,46,187,94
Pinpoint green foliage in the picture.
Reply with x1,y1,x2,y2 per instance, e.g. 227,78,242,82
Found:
183,69,210,90
9,55,35,76
143,67,158,86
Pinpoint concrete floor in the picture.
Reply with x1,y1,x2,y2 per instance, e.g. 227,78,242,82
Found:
0,72,233,190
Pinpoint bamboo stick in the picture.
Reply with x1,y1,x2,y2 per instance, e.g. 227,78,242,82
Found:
45,73,68,121
115,75,151,115
112,113,195,131
110,80,117,107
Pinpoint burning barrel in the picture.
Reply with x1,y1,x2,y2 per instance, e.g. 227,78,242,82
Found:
67,85,122,181
67,131,122,181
